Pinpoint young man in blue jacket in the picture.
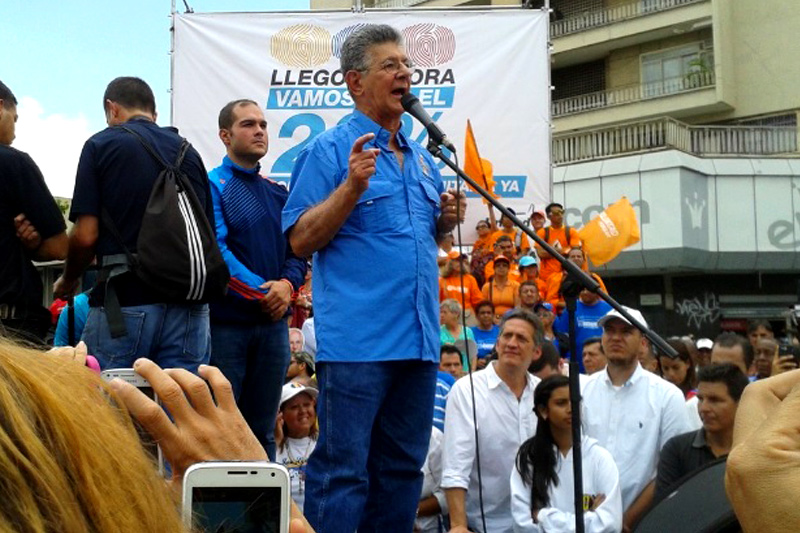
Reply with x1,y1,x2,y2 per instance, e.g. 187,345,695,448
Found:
208,99,306,459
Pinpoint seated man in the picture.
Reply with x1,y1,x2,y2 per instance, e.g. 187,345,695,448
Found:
529,339,562,380
582,336,607,375
483,235,520,282
753,337,778,379
711,332,754,377
442,309,543,533
286,351,315,387
655,363,749,502
515,280,540,314
470,300,499,368
552,282,611,372
434,344,461,431
518,255,546,297
490,208,530,257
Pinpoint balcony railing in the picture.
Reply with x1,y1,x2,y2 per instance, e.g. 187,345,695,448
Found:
553,70,716,117
373,0,429,7
553,117,799,165
552,0,707,37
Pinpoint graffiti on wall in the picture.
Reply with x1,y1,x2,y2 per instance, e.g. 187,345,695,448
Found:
676,292,720,329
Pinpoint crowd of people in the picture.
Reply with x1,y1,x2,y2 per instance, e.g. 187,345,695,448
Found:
2,21,800,533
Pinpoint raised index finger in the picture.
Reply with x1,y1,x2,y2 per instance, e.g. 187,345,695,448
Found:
351,133,375,154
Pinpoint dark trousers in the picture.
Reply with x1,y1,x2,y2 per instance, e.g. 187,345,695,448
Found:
210,319,290,460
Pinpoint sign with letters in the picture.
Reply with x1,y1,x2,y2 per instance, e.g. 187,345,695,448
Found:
171,9,551,234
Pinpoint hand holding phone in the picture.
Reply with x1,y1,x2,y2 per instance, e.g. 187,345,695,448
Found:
183,462,291,532
108,359,267,483
100,368,165,475
109,360,315,533
772,343,800,375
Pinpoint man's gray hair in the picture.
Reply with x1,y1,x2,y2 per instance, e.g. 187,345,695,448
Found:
340,24,403,73
440,298,463,319
499,309,544,347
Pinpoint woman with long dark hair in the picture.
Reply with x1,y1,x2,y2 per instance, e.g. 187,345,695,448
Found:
511,375,622,532
659,338,698,399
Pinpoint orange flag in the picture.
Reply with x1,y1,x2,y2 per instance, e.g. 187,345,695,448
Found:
463,120,497,204
578,197,641,266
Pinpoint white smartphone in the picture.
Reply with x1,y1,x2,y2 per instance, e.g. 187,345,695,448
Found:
182,462,291,533
100,368,164,474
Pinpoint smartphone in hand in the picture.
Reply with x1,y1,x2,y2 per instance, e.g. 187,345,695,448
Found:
100,368,164,474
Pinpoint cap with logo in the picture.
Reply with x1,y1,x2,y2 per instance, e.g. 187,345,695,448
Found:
280,382,318,408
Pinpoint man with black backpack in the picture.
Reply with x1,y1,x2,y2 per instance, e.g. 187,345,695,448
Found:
207,99,307,458
54,77,227,372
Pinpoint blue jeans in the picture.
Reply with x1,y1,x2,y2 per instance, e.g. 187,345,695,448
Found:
305,360,437,532
210,320,290,460
83,303,210,372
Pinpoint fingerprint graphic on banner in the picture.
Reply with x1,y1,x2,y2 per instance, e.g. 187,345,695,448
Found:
402,24,456,67
332,24,372,58
271,24,332,67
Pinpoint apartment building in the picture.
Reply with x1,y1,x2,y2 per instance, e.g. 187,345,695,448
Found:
312,0,799,338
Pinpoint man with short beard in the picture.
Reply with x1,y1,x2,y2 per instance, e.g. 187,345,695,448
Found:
582,307,690,530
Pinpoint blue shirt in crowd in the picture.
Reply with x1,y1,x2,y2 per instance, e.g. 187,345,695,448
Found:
470,324,500,359
553,299,612,372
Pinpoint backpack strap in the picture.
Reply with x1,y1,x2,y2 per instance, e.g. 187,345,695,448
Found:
94,126,192,339
545,227,550,243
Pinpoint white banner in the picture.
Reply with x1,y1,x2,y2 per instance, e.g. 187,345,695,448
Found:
172,9,551,240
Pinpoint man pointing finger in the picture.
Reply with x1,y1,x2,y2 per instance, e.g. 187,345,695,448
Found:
283,24,464,533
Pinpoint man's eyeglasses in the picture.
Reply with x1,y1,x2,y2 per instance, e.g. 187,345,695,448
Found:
374,58,415,74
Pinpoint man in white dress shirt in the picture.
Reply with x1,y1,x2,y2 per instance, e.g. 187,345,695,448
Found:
582,306,691,531
442,309,543,533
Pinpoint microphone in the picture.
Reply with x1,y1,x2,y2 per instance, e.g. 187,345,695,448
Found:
401,92,457,153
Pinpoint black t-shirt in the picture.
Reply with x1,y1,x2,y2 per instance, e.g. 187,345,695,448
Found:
70,118,213,306
0,145,66,310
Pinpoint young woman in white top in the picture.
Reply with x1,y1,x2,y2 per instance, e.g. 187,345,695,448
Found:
275,382,318,513
510,375,622,533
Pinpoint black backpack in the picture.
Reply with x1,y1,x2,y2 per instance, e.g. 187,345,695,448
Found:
100,126,229,336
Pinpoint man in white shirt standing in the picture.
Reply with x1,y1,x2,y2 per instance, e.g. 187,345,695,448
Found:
582,306,691,531
442,309,543,533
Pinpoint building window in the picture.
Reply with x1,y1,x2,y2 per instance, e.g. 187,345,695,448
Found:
552,60,606,101
641,43,712,98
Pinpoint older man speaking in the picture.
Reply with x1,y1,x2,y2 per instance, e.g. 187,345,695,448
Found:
283,24,464,532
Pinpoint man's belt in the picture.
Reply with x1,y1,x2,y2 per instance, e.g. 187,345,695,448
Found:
0,304,23,320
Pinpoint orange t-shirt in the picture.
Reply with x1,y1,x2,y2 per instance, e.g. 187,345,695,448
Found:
491,228,530,253
536,226,581,283
472,235,496,257
545,271,608,310
484,260,521,283
439,274,483,311
481,279,520,318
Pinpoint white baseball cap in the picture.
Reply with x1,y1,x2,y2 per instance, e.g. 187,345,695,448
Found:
597,306,649,329
696,338,713,350
280,382,318,407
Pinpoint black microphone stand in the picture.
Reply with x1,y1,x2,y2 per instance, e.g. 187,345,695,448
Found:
426,139,678,533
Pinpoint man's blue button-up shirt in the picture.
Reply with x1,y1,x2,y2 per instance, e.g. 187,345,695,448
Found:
282,110,443,363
